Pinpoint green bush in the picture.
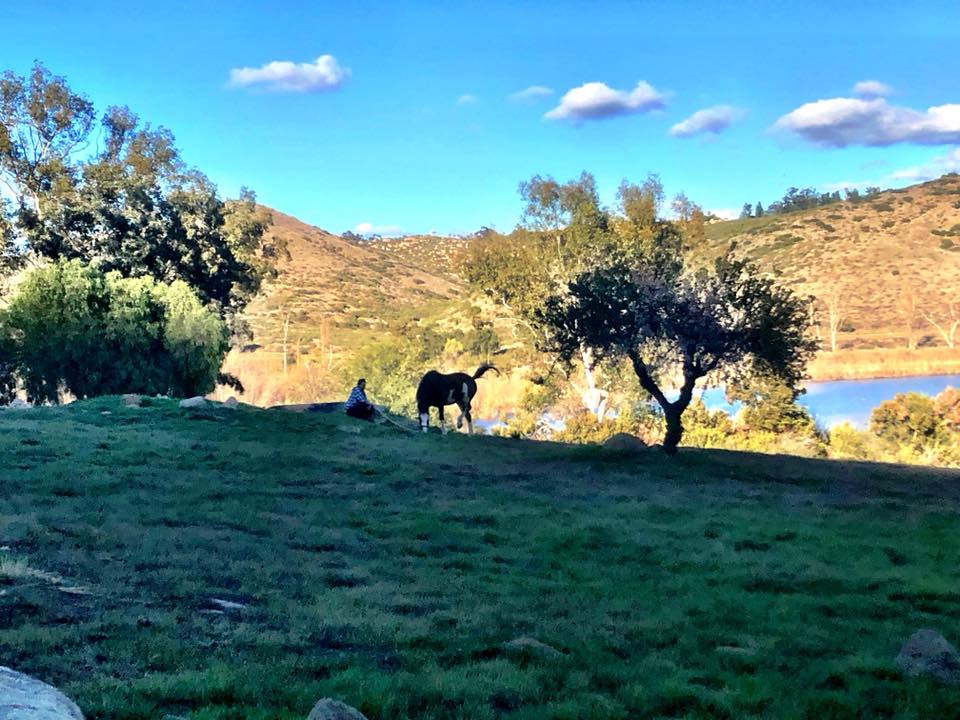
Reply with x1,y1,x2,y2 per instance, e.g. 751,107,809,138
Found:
869,392,948,451
1,259,228,403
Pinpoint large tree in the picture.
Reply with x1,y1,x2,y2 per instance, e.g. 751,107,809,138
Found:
462,171,687,421
537,254,818,454
0,63,283,338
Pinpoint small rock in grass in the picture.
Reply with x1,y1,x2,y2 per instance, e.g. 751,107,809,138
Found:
0,665,85,719
7,398,32,410
502,636,564,661
895,629,960,686
223,396,239,409
121,394,141,408
208,598,247,611
306,698,369,720
179,396,207,409
602,433,647,454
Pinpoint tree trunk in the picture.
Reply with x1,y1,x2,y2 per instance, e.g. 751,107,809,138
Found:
663,407,684,455
628,351,699,456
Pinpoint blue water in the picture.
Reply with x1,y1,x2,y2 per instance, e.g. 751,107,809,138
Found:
700,374,960,429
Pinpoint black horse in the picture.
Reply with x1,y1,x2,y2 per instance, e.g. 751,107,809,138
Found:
416,364,499,434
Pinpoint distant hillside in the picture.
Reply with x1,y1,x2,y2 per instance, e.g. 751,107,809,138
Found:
236,176,960,397
703,175,960,353
241,211,468,354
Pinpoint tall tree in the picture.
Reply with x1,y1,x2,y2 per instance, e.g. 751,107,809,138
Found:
0,63,283,337
537,254,817,454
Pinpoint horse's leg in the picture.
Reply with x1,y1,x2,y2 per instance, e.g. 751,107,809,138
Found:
419,405,429,433
439,405,447,434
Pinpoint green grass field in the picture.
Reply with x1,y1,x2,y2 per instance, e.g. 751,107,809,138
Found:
2,398,959,719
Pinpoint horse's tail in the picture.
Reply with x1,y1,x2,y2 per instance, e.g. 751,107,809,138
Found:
473,363,500,379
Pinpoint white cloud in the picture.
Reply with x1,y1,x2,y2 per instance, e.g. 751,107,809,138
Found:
891,148,960,181
509,85,554,103
457,94,479,105
669,105,744,138
707,208,739,220
353,222,402,237
545,81,665,122
852,80,893,99
229,54,349,92
774,96,960,147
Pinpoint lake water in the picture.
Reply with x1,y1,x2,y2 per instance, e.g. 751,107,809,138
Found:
476,374,960,434
700,374,960,429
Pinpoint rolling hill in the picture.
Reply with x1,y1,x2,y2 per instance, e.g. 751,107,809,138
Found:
702,175,960,354
235,175,960,399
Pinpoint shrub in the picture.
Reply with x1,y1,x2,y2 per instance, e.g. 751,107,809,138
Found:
1,259,228,403
869,392,949,451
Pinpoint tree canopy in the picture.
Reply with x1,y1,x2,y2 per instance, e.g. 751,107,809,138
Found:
0,63,284,336
537,254,818,454
0,259,228,403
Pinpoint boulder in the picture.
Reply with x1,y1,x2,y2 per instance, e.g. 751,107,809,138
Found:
306,699,368,720
0,665,84,719
7,398,32,410
121,394,141,408
895,629,960,686
223,396,239,409
179,396,207,409
602,433,648,454
502,636,564,661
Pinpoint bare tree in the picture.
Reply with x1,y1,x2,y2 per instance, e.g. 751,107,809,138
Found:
819,288,845,352
921,298,959,348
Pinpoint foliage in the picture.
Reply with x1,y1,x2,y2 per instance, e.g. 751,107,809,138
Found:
869,392,949,451
538,252,818,454
728,374,818,436
0,63,282,332
1,259,227,402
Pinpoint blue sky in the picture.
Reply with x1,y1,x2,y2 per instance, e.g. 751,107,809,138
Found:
2,1,959,235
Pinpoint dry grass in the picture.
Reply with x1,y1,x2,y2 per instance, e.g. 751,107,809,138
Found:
808,347,960,381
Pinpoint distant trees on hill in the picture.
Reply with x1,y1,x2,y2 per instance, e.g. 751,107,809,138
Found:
738,186,883,218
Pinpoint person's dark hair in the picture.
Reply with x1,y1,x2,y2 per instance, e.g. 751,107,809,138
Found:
357,378,366,385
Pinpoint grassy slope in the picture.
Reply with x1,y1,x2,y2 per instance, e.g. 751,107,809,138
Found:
241,213,467,354
703,176,960,351
2,400,960,719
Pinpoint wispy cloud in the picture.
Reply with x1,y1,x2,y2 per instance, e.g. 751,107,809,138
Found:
509,85,554,103
457,94,479,105
669,105,744,138
852,80,893,99
353,221,402,237
891,148,960,181
774,96,960,147
229,54,349,92
545,81,665,122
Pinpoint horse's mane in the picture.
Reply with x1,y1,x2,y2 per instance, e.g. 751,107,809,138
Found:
472,363,500,379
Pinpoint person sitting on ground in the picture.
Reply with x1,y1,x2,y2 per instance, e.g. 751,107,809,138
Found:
344,378,377,421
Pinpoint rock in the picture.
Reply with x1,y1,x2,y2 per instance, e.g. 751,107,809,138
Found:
502,636,564,661
0,665,84,719
602,433,648,454
306,698,368,720
179,396,207,409
121,394,141,408
895,629,960,685
223,396,239,409
7,398,32,410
